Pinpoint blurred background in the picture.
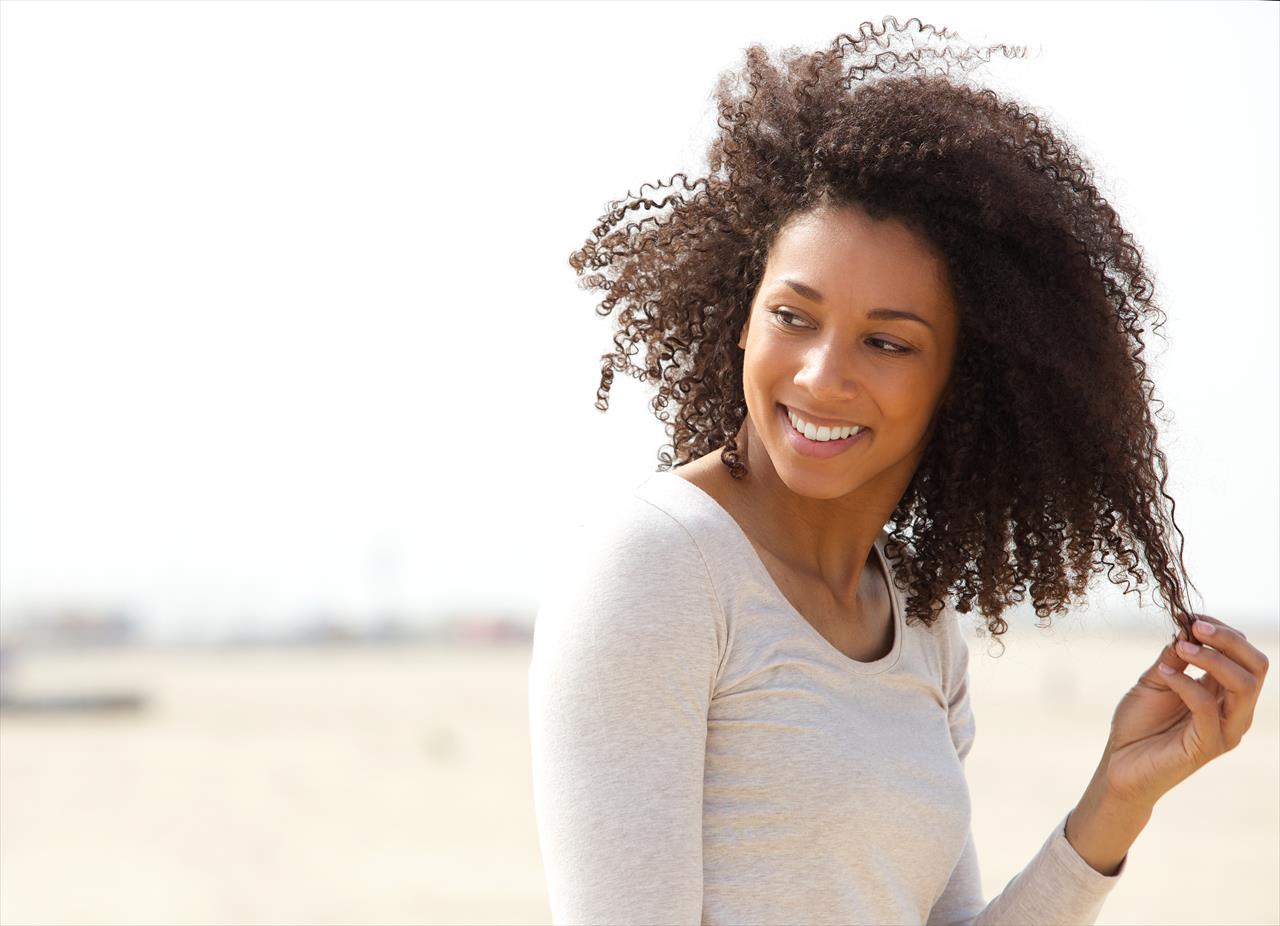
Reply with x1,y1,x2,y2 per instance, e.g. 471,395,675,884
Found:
0,1,1276,924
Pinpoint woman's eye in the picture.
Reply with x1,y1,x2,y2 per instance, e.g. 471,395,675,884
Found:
868,337,912,354
769,307,807,328
769,308,913,354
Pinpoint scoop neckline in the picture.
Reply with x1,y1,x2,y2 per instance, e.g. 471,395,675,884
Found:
640,470,905,676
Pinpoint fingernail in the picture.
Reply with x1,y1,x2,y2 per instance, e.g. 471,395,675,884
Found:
1158,662,1176,675
1177,640,1200,656
1194,619,1216,636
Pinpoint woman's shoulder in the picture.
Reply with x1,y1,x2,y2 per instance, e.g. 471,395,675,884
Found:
920,596,975,695
535,475,727,657
546,473,721,602
880,542,970,680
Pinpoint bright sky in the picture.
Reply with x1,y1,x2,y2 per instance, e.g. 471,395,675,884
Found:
1,1,1276,639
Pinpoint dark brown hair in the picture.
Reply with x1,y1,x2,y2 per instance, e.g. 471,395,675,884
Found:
568,16,1200,647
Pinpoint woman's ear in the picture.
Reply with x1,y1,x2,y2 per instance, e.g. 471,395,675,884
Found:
737,312,750,350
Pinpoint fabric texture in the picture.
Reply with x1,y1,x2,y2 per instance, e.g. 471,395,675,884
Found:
528,470,1126,925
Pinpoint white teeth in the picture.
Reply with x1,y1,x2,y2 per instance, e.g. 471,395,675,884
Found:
787,407,863,442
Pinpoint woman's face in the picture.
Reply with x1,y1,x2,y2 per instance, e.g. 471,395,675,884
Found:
737,203,960,500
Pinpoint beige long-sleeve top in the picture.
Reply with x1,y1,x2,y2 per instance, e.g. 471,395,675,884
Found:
528,469,1127,925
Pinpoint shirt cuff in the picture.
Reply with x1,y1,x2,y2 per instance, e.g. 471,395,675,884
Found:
1046,810,1128,889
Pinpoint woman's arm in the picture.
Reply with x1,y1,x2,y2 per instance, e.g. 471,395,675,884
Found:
930,612,1269,925
1067,614,1269,868
527,500,726,925
1064,761,1152,877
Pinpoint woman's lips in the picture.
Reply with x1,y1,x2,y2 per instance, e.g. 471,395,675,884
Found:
778,403,869,459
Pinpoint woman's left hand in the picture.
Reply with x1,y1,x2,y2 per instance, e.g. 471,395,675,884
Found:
1101,614,1270,808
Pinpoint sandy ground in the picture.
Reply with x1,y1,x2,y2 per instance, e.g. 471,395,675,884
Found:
0,622,1276,926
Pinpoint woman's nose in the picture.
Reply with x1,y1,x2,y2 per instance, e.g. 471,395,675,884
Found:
794,342,862,398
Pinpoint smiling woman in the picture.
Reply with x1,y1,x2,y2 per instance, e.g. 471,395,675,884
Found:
568,18,1201,648
732,204,960,509
529,14,1270,926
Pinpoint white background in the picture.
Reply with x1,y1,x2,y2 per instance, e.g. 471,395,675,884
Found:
1,0,1276,639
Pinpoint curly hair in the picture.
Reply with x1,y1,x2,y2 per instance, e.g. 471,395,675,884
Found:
568,16,1201,649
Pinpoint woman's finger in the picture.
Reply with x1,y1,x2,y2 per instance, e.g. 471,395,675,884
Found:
1174,638,1261,749
1198,668,1225,707
1158,660,1226,758
1175,639,1259,698
1188,616,1272,681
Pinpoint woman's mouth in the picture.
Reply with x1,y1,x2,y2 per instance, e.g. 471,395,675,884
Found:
777,403,870,459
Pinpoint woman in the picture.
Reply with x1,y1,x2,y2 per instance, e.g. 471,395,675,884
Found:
528,18,1269,926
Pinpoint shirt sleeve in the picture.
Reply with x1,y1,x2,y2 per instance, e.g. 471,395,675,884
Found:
926,614,1127,926
527,497,726,926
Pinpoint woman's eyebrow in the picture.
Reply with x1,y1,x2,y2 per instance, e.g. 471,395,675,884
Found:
867,307,934,332
777,278,935,331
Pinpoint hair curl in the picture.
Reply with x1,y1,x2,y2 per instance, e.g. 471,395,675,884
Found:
568,16,1201,649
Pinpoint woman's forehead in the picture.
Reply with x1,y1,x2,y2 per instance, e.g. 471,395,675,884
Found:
763,212,956,320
